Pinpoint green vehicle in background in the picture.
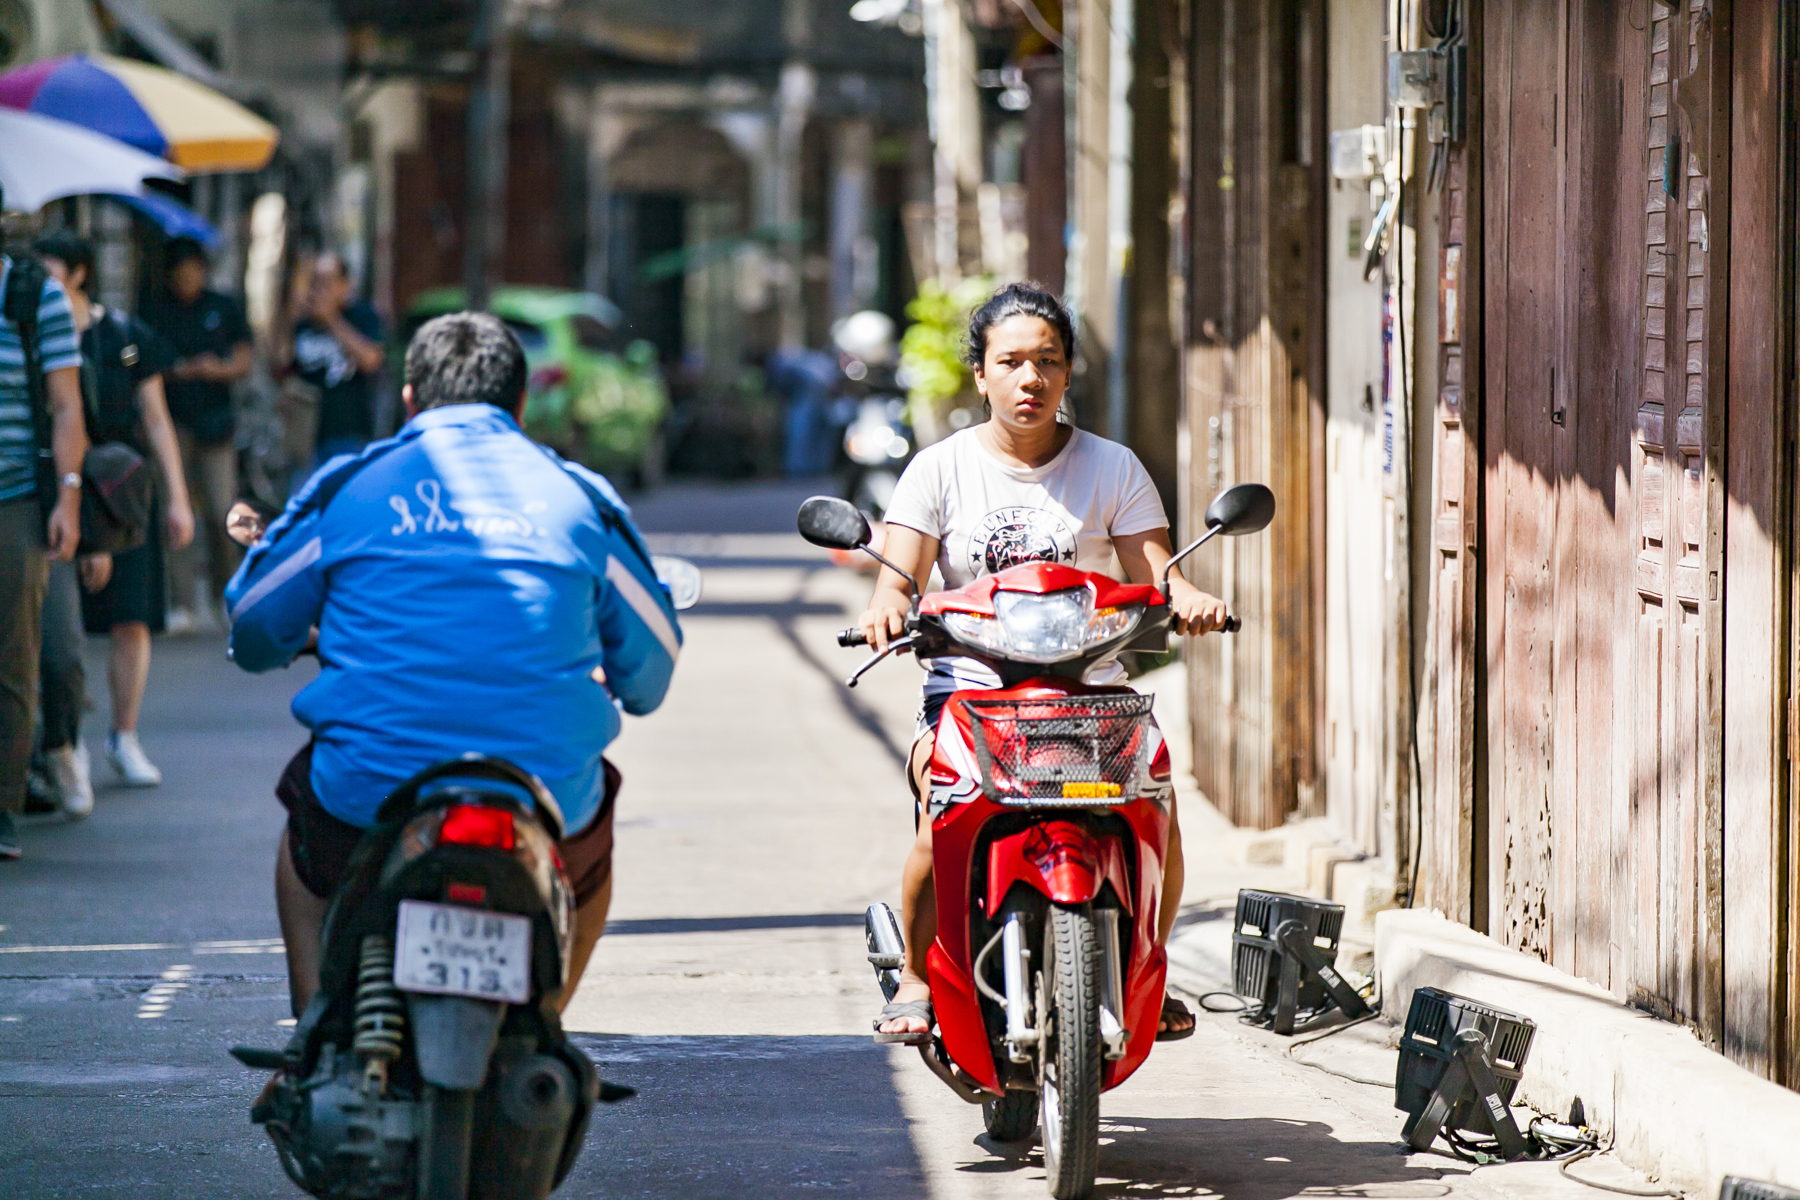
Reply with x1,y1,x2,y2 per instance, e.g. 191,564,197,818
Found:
402,287,668,484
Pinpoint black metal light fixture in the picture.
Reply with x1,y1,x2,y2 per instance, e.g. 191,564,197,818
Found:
1231,889,1370,1035
1396,986,1537,1161
1721,1179,1800,1200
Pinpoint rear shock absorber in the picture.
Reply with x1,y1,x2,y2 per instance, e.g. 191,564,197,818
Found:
353,934,406,1094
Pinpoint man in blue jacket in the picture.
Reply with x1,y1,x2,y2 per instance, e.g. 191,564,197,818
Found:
226,312,681,1016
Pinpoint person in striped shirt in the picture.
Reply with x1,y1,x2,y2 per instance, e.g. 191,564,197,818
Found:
0,247,89,861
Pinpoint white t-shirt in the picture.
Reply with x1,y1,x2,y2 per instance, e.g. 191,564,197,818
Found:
883,426,1169,697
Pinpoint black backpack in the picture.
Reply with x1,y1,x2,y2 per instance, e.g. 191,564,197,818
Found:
5,252,152,555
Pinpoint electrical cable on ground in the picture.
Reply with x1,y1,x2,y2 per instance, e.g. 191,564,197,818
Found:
1556,1143,1682,1198
1281,1010,1389,1086
1196,990,1248,1013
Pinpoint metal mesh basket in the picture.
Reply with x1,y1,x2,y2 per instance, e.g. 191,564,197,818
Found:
962,692,1156,805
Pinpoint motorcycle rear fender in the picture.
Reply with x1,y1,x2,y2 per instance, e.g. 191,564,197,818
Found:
985,821,1133,915
407,993,506,1089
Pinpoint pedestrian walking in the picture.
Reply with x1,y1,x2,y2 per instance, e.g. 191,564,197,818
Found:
38,232,194,789
276,253,384,467
143,237,250,633
0,212,90,861
33,558,93,818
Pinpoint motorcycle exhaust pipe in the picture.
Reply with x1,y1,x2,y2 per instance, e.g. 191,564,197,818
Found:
1001,913,1038,1062
865,903,905,1002
1097,908,1128,1060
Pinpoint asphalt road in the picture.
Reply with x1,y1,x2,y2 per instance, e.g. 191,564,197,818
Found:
0,479,1674,1199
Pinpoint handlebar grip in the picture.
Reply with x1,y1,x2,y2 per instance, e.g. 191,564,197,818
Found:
1222,614,1241,634
837,628,869,647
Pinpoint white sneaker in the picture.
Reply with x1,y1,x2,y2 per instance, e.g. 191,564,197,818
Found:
46,743,94,819
106,732,163,787
165,608,196,635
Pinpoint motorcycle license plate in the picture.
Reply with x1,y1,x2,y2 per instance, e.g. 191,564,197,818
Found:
393,900,531,1004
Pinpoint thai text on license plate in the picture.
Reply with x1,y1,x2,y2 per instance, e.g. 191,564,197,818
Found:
394,900,531,1004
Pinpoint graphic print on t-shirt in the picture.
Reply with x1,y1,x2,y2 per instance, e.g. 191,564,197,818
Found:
966,505,1078,577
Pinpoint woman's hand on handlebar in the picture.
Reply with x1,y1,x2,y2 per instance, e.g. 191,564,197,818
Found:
1170,588,1231,636
858,588,911,654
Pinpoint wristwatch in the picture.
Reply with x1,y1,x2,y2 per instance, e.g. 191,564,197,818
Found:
60,472,82,490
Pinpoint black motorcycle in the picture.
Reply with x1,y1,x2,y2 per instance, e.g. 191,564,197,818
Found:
234,758,617,1199
225,504,702,1199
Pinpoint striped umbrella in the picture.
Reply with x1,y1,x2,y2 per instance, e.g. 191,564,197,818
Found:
0,54,277,173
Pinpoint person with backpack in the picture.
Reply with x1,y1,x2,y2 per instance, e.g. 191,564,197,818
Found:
0,215,90,861
36,231,195,790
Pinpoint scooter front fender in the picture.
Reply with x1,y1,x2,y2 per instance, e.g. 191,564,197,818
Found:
985,820,1132,915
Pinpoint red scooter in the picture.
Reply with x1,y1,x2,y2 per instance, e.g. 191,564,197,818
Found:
797,484,1274,1200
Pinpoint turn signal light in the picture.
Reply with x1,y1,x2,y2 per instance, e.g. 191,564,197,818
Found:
440,805,515,850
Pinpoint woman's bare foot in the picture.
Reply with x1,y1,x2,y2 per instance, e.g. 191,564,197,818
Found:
877,979,933,1036
1156,993,1196,1040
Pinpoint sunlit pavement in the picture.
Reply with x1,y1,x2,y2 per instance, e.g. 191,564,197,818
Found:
0,479,1670,1198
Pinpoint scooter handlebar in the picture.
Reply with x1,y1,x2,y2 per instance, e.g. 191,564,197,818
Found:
842,615,1231,645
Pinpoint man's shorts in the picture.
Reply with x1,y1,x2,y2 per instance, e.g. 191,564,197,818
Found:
276,742,617,907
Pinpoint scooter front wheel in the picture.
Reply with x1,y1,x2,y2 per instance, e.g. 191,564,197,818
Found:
1038,903,1102,1199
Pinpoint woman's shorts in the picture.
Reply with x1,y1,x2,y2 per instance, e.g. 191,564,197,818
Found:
81,496,165,633
915,690,952,743
275,741,617,907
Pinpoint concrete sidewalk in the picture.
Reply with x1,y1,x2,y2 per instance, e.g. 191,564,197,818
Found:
1142,663,1739,1199
1376,909,1800,1196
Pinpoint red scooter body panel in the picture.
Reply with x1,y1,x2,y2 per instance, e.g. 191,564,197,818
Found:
985,822,1132,916
919,562,1164,617
925,677,1173,1094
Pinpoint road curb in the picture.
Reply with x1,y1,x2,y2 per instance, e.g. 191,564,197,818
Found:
1374,908,1800,1196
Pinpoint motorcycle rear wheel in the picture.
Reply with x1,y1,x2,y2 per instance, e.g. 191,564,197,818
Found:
981,1090,1038,1142
417,1085,474,1200
1038,903,1102,1199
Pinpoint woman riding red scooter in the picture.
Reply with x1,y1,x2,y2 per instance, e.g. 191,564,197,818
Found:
857,283,1229,1047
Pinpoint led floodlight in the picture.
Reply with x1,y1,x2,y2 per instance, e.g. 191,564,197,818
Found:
1720,1179,1800,1200
1396,986,1537,1160
1230,889,1369,1034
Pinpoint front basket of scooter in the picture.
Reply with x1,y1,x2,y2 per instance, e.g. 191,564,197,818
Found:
962,693,1156,805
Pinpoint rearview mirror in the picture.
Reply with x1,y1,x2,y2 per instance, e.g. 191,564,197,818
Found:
226,500,270,547
651,556,703,611
796,495,872,551
1204,483,1276,537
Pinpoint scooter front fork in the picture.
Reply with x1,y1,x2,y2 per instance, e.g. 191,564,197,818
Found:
1096,908,1128,1060
1001,913,1037,1062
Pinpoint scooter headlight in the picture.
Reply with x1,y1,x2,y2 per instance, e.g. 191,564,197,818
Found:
941,588,1143,664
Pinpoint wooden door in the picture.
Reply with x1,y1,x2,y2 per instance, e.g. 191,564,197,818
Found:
1476,0,1724,1030
1184,0,1325,829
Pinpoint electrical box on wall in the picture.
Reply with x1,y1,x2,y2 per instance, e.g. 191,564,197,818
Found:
1388,50,1440,110
1329,125,1388,182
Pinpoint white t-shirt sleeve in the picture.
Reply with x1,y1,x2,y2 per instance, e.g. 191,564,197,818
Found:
881,445,945,538
1108,446,1170,537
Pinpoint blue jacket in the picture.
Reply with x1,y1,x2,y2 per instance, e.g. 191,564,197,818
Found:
224,404,681,832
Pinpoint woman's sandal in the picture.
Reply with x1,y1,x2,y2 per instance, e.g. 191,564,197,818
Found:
1156,994,1197,1042
872,998,934,1045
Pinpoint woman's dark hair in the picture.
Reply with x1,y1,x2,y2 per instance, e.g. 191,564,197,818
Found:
964,281,1076,369
33,230,96,289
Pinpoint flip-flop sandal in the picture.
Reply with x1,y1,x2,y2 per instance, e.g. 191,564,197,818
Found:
1156,994,1197,1042
873,998,934,1045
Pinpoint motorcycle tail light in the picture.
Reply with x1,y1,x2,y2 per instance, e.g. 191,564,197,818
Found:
440,804,516,850
446,882,487,904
